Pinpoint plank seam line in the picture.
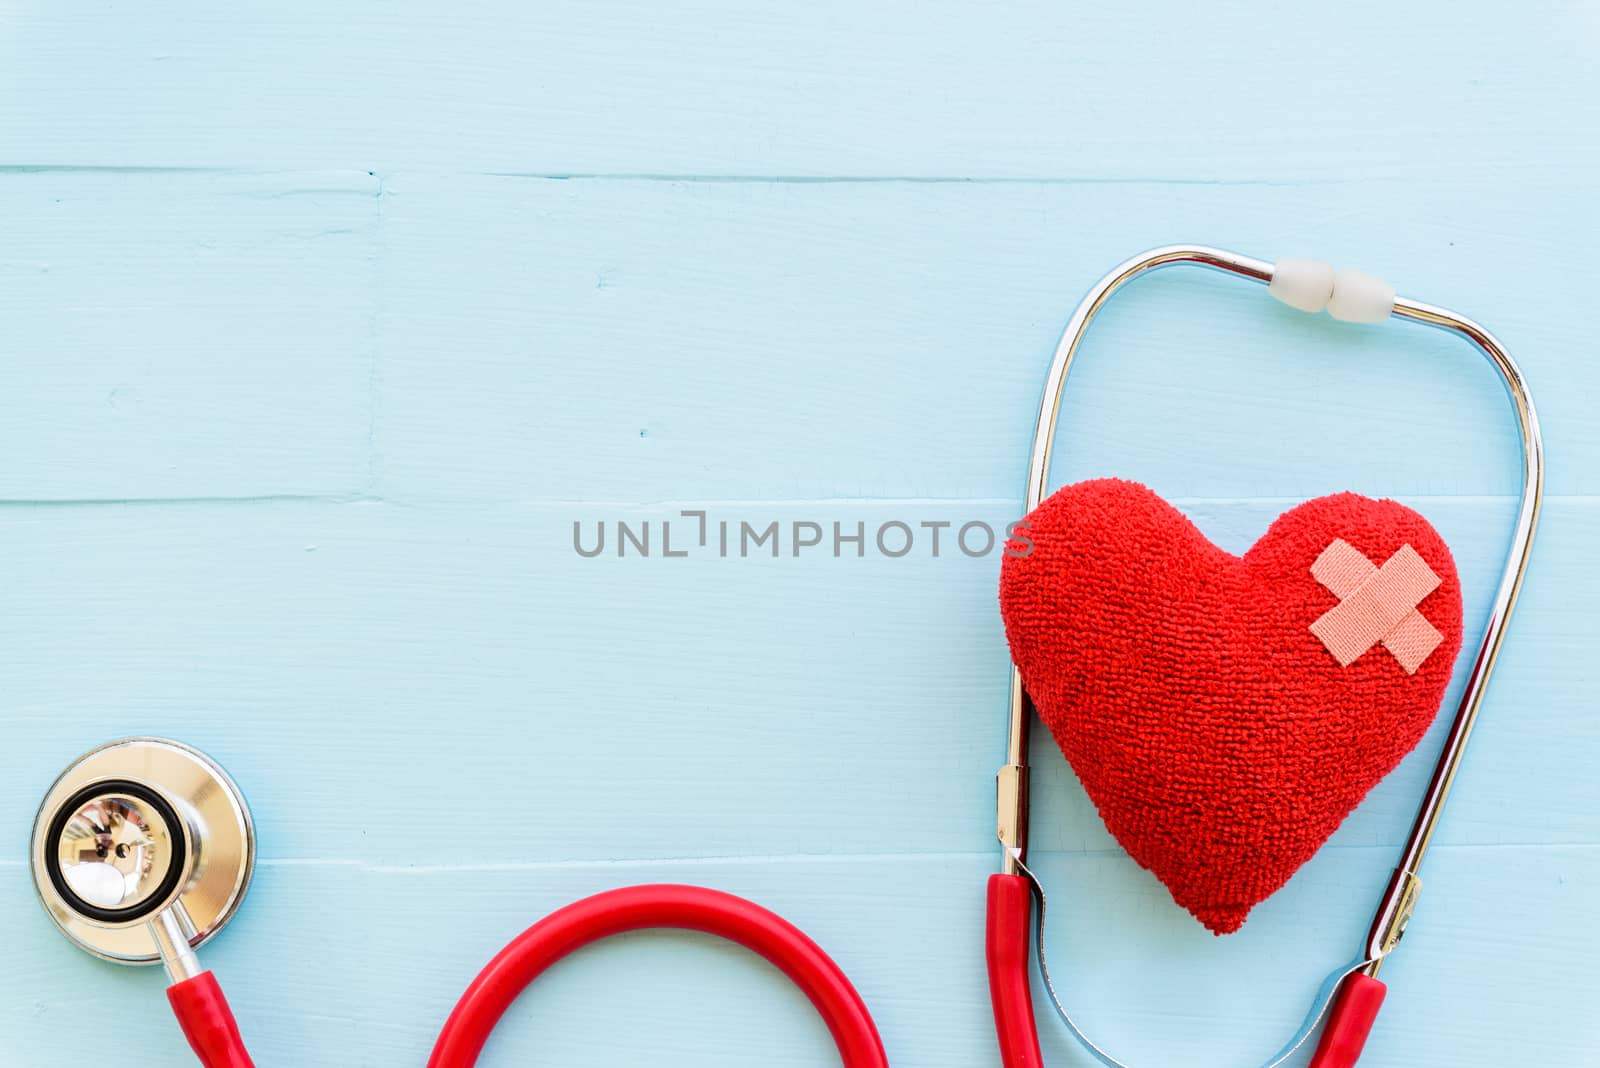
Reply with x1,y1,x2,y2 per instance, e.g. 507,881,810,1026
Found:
0,493,1566,508
0,841,1585,873
0,165,1465,187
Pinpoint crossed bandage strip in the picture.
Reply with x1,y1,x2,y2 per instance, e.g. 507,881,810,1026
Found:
1309,539,1443,675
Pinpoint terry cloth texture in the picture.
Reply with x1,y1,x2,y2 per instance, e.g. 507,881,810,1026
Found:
999,479,1463,934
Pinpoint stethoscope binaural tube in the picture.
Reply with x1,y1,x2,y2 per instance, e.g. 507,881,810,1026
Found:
989,246,1544,1067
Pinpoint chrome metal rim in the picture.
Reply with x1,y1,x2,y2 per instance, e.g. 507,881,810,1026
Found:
31,737,255,965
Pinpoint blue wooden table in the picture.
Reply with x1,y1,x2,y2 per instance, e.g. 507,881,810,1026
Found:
3,3,1596,1065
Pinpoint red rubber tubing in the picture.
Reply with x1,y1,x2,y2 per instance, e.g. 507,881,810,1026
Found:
426,883,889,1068
167,971,255,1068
160,879,1377,1068
986,874,1044,1068
981,873,1388,1068
1307,972,1387,1068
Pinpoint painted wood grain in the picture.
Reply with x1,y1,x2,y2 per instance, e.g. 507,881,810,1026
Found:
8,172,1591,504
371,173,1593,502
0,494,1591,1064
0,170,378,499
0,498,1590,864
3,1,1596,1065
1,2,1595,180
1,847,1591,1065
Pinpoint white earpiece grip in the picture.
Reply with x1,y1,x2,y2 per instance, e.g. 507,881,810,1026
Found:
1326,268,1396,323
1268,258,1335,313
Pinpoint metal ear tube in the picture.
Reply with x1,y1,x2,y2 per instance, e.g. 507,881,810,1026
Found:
989,245,1543,1068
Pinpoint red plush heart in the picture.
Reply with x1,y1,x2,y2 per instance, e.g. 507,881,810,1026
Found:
1000,479,1463,934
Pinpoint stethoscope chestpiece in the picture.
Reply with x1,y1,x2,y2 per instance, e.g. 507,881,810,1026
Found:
30,737,255,970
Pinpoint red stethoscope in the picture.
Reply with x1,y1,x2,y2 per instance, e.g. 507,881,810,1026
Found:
31,246,1540,1067
32,741,886,1067
985,245,1539,1068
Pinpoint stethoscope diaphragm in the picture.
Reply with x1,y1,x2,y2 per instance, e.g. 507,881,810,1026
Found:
30,737,255,967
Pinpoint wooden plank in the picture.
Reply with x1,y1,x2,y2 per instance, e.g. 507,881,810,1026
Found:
5,173,1584,504
1,497,1588,871
1,1,1594,181
372,174,1590,501
3,846,1591,1065
3,5,1595,1064
0,170,377,499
